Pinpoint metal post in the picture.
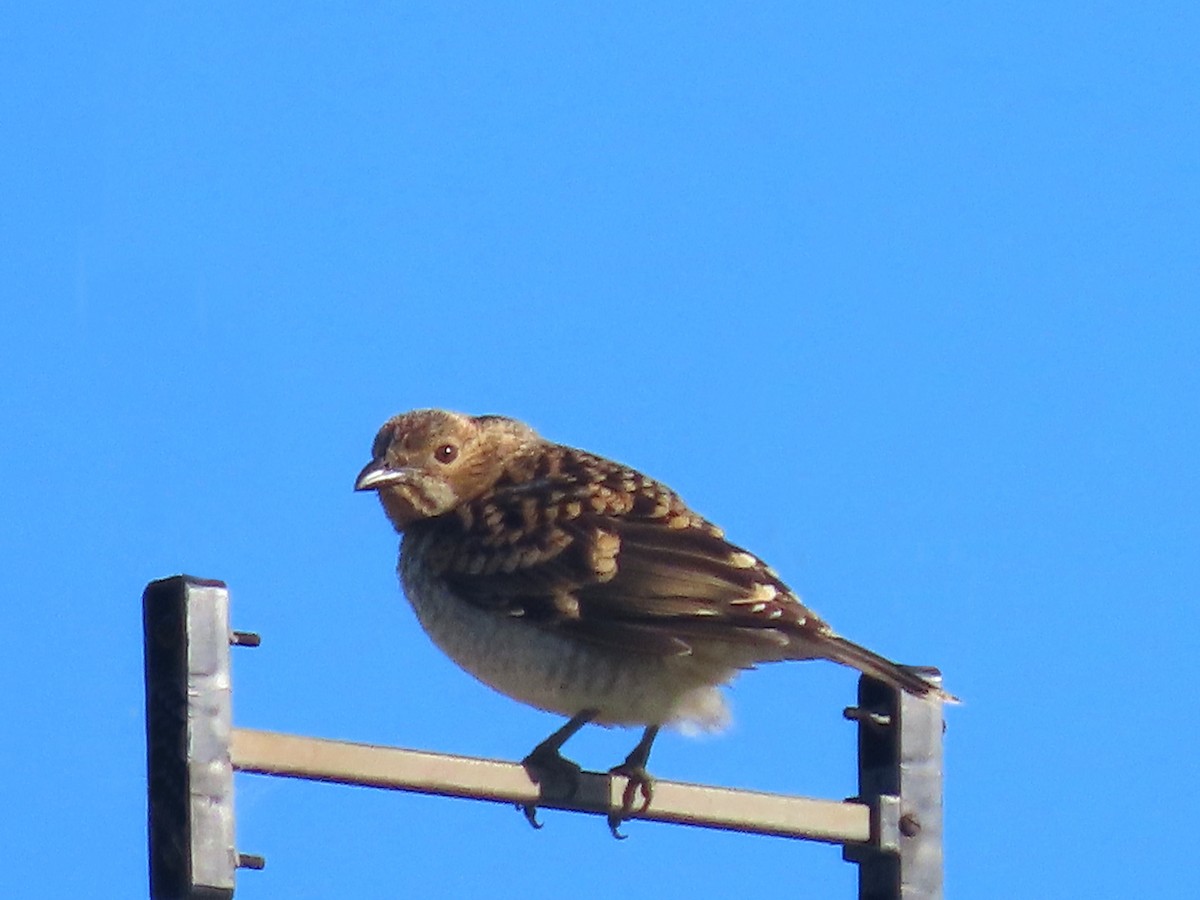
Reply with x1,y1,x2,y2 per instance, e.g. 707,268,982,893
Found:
143,576,258,900
843,670,945,900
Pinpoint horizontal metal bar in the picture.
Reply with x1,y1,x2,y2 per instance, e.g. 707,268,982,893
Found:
231,727,870,845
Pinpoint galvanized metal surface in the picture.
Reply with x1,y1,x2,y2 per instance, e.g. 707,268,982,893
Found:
143,576,239,900
144,575,947,899
844,672,946,900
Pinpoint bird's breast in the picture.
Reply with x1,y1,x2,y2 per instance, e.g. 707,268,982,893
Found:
396,540,733,731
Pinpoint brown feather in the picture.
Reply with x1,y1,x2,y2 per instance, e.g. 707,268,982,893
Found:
367,410,955,702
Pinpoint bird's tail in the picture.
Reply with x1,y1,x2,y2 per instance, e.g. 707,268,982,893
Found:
823,635,960,703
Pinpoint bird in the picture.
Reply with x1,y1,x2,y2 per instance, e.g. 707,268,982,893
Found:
355,408,954,836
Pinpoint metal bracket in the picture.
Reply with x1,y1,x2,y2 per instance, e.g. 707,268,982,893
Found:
143,576,945,899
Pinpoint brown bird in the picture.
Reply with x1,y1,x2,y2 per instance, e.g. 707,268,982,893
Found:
355,409,953,836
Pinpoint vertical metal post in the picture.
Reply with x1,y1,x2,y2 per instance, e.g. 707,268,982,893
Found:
143,576,240,900
843,670,945,900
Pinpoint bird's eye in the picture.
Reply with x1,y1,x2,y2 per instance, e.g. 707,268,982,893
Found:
434,443,459,464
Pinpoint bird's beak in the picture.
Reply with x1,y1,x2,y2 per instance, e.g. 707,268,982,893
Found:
354,459,411,492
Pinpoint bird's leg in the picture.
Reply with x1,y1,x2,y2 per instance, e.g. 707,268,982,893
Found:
607,725,660,839
520,709,598,829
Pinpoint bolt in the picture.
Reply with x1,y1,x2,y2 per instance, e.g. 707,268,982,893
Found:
899,814,921,837
230,631,261,647
843,706,892,727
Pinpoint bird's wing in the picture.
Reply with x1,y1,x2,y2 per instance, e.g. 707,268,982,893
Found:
415,447,832,658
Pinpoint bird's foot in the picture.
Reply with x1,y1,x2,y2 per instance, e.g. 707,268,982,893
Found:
517,710,598,831
520,745,583,830
607,762,654,839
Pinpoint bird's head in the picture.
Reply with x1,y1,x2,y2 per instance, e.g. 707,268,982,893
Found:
355,409,538,530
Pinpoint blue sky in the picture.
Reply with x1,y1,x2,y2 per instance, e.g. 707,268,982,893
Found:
3,4,1196,898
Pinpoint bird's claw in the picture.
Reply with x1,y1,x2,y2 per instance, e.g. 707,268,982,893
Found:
519,803,544,830
608,816,630,840
607,763,654,839
520,746,583,831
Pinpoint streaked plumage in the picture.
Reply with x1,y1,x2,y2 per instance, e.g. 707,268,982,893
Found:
356,408,953,833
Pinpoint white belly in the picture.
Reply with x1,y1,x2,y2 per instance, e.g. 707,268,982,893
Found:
399,548,733,731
